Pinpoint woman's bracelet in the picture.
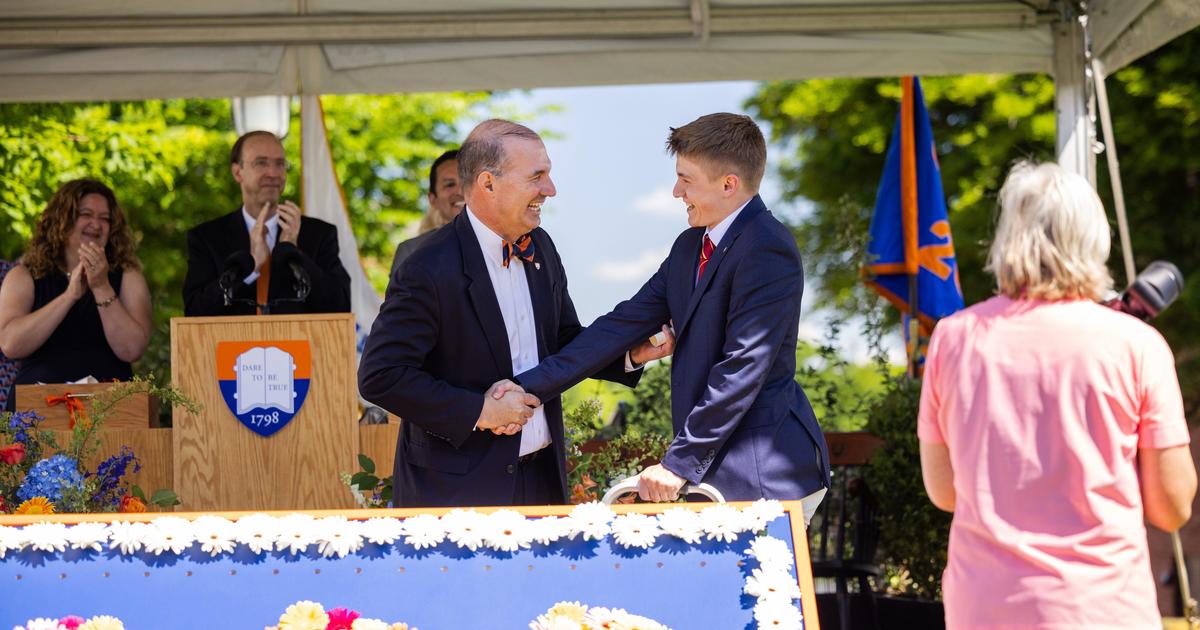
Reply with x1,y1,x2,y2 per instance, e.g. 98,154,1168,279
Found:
95,292,119,308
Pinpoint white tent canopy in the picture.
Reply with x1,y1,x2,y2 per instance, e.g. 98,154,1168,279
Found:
0,1,1195,103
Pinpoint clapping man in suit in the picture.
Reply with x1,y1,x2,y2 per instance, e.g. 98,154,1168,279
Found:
359,119,672,508
183,131,351,316
510,113,829,520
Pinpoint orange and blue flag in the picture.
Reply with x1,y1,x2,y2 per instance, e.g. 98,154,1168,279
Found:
865,76,963,366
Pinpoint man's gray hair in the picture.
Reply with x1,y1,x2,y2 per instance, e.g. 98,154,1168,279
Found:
458,119,542,189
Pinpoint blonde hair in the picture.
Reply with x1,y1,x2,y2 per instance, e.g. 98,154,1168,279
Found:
986,160,1112,301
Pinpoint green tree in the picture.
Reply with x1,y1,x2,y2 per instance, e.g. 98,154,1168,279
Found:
0,93,491,385
746,28,1200,414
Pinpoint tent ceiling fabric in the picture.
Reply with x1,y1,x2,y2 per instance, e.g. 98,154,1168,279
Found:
0,1,1192,103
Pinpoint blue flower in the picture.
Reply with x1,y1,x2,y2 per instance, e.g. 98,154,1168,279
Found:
17,454,83,503
90,446,141,507
6,411,43,445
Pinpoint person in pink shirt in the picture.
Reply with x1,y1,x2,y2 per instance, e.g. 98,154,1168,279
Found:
918,160,1197,629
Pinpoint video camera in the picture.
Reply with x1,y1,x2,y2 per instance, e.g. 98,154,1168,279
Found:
1101,261,1183,322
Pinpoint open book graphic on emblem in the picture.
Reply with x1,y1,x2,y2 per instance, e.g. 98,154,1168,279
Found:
233,347,296,414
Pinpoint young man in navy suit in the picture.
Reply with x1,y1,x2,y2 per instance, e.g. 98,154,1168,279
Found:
359,120,670,507
511,113,829,519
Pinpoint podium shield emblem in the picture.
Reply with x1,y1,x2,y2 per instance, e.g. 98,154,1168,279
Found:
215,340,312,437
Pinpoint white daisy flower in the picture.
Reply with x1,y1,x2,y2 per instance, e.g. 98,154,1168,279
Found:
700,504,749,543
402,514,445,550
752,599,804,629
483,509,531,553
275,513,319,556
233,513,278,554
567,502,614,541
64,521,110,553
358,517,405,546
744,498,786,530
656,508,703,544
744,567,802,601
16,617,64,630
142,516,194,556
21,522,69,553
315,516,363,558
581,606,617,626
192,515,238,556
0,525,23,558
528,517,571,546
610,513,661,549
349,619,391,630
748,536,795,574
441,509,488,551
107,521,149,554
609,608,671,630
528,616,583,630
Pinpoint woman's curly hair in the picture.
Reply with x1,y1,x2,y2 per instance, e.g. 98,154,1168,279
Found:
22,179,141,279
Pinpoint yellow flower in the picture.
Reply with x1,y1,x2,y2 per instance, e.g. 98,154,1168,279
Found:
15,497,55,514
546,602,588,622
79,615,126,630
278,601,329,630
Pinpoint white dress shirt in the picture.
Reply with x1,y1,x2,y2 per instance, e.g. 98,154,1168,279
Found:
465,208,551,456
706,197,752,248
240,206,279,285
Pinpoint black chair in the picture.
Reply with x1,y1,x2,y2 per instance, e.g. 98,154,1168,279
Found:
810,433,883,630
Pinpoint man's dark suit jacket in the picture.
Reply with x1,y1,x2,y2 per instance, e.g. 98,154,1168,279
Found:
183,209,352,316
518,195,830,501
358,213,638,507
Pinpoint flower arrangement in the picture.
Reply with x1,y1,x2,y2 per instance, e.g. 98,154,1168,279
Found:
264,601,413,630
0,378,197,514
564,399,669,504
0,501,803,629
530,601,669,630
340,454,392,508
13,615,125,629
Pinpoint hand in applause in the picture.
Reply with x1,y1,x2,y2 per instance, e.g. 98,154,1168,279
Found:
277,200,302,245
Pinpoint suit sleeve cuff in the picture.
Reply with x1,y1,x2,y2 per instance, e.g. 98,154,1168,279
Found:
624,351,644,373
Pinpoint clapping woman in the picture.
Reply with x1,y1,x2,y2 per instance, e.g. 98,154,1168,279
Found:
0,179,151,411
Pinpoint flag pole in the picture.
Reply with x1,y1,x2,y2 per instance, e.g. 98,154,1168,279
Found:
899,76,920,378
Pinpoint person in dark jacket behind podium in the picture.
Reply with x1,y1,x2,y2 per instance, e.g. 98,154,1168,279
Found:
183,131,351,316
0,179,152,411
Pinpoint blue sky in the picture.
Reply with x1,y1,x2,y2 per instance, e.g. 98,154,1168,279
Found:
488,82,902,362
492,82,798,322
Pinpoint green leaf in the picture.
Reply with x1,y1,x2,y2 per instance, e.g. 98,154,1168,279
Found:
149,489,181,507
131,485,147,501
358,453,375,474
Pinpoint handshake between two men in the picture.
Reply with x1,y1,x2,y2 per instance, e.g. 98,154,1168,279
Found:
474,323,677,437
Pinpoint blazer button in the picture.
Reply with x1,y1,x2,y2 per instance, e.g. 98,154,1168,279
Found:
506,464,515,474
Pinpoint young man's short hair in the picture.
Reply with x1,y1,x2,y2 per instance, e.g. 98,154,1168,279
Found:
666,113,766,192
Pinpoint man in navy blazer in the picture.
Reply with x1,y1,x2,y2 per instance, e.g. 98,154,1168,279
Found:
358,120,667,507
514,114,830,516
183,131,351,316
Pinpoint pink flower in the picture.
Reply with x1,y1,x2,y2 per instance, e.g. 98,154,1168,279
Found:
0,442,25,465
325,608,360,630
59,616,85,629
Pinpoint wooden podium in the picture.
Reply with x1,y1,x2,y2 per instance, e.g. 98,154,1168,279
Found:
170,313,358,511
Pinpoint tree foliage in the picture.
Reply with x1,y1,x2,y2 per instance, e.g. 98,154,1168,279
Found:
0,93,490,383
746,28,1200,415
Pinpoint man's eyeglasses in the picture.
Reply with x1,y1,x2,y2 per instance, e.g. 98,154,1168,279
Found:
243,158,291,172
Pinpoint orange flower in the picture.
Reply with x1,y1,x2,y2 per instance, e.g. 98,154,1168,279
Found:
15,497,55,514
119,495,147,513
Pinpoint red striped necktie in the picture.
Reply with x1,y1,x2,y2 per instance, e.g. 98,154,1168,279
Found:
696,234,715,284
